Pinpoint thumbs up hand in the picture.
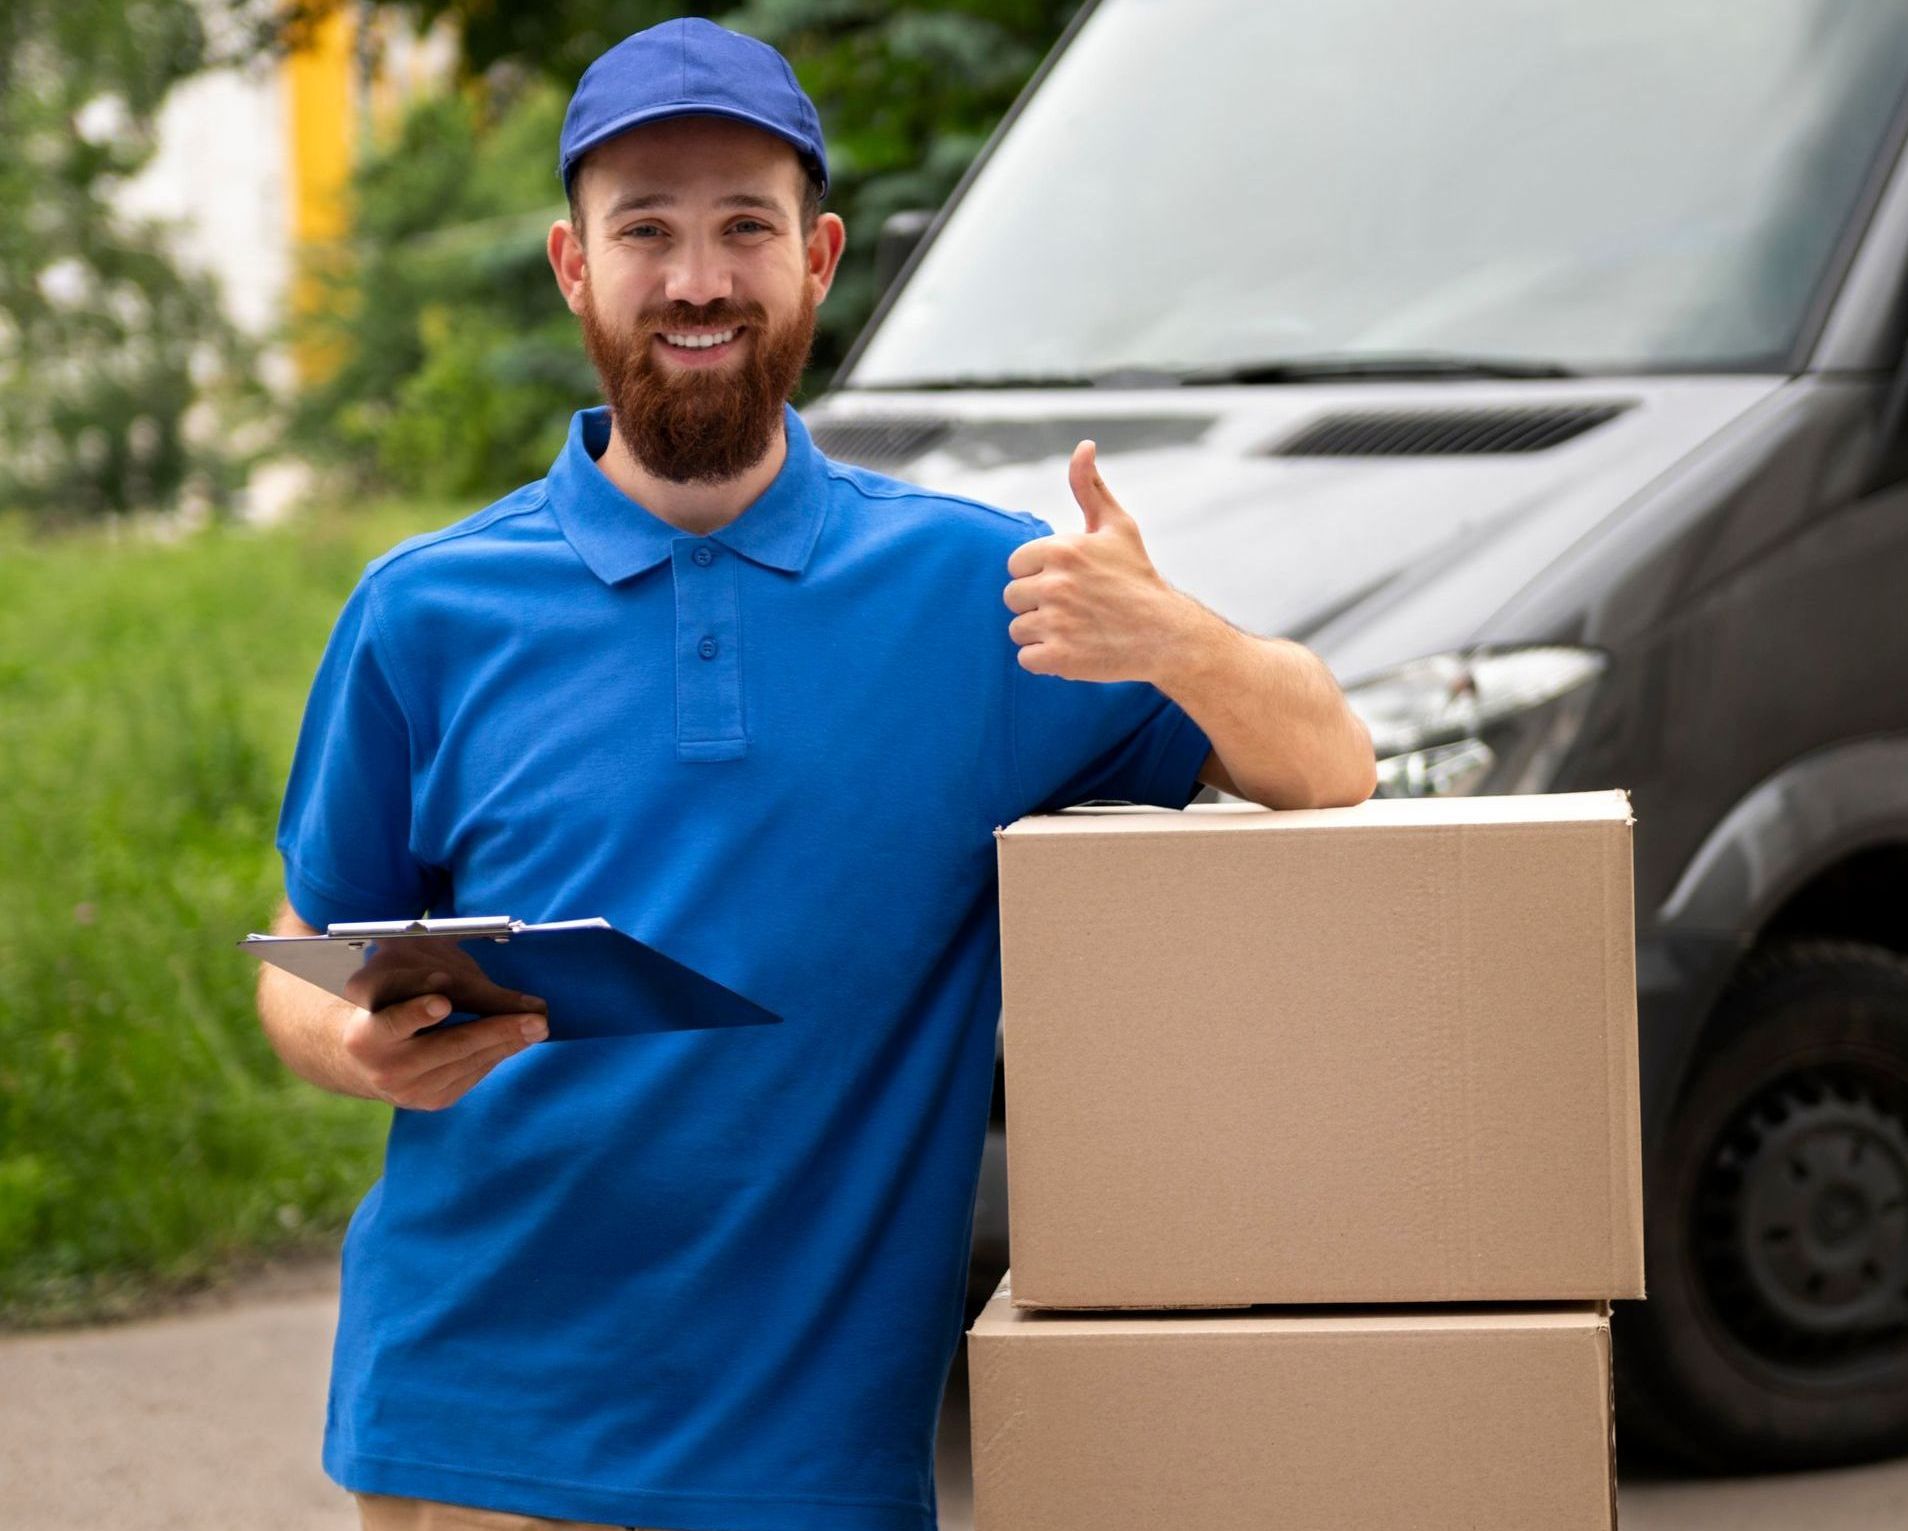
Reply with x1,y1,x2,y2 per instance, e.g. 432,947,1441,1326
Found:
1066,436,1133,536
1003,440,1196,683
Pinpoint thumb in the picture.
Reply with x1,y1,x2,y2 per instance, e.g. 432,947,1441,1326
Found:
1068,439,1132,535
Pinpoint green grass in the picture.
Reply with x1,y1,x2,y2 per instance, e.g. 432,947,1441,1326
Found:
0,501,457,1326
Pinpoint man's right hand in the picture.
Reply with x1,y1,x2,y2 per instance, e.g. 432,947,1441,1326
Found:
340,986,549,1112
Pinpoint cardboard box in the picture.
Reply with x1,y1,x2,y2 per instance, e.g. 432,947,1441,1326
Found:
968,1274,1617,1531
995,790,1645,1308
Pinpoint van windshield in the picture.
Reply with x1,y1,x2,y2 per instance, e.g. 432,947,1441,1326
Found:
845,0,1908,387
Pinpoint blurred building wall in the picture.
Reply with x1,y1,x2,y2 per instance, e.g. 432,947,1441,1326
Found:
114,1,455,385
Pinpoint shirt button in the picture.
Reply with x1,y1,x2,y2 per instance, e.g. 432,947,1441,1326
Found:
691,545,714,567
697,636,719,660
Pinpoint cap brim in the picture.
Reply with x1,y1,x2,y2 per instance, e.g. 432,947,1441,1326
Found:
561,104,826,196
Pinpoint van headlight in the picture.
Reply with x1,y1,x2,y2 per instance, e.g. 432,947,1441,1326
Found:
1342,646,1608,798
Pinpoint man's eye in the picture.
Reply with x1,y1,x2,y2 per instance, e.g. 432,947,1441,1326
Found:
623,224,662,239
731,220,771,234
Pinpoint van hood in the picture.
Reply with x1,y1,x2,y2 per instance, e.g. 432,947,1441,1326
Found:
803,377,1785,683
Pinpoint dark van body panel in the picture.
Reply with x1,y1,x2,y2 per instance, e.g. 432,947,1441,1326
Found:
815,0,1908,1471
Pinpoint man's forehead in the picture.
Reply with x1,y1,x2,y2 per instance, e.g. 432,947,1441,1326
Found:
600,188,788,219
578,115,804,208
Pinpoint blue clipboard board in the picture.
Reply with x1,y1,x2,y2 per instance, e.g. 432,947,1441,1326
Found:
238,915,779,1041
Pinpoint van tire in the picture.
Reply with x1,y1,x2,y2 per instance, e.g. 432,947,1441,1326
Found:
1614,938,1908,1470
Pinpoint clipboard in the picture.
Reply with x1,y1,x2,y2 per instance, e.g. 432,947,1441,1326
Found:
238,915,780,1041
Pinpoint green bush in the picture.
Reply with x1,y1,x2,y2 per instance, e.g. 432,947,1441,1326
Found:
287,80,595,500
0,503,451,1325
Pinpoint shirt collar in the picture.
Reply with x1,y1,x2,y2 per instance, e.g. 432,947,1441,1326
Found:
546,401,829,584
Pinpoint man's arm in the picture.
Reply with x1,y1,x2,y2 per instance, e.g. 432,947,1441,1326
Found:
1003,441,1377,811
256,898,381,1099
256,896,550,1110
1168,621,1377,810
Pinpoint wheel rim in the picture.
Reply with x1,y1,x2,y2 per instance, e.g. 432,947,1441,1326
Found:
1695,1063,1908,1367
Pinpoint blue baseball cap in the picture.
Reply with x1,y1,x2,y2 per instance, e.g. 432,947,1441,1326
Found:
558,18,829,202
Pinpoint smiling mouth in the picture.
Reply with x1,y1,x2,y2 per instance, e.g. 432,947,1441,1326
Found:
657,327,744,351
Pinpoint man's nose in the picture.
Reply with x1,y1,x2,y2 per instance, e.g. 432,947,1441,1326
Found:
663,242,735,308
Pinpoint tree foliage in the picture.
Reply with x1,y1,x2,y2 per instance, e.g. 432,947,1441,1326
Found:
0,0,262,527
284,80,598,499
2,0,1081,519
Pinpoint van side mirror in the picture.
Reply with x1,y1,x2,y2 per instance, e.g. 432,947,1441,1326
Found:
875,209,936,303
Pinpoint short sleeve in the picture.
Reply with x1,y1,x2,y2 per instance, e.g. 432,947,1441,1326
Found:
1005,524,1213,817
274,572,441,929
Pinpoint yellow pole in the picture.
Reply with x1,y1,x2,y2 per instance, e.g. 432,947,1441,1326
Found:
284,3,357,382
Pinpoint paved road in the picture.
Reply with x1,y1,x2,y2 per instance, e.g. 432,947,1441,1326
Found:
5,1265,1904,1530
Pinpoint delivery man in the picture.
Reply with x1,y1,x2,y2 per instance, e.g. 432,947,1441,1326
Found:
256,17,1376,1531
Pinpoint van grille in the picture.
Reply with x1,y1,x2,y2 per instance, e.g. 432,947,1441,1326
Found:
808,417,951,469
809,413,1215,471
1272,403,1630,457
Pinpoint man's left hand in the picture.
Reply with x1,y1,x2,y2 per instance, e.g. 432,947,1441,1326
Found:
1003,440,1194,683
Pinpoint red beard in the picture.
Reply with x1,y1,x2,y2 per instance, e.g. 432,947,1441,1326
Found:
576,275,817,484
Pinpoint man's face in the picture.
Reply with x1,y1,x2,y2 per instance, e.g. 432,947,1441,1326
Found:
559,116,840,484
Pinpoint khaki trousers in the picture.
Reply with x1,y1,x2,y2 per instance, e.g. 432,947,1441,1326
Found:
354,1490,670,1530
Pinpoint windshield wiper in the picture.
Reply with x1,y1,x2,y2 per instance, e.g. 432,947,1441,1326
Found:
855,366,1184,391
1175,352,1580,384
854,353,1580,391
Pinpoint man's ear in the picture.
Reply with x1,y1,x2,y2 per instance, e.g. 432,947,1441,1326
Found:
806,211,847,306
548,217,587,315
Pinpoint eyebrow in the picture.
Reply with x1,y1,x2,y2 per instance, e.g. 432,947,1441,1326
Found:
602,192,787,219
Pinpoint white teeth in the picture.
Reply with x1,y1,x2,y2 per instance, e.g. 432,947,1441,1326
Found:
661,328,738,349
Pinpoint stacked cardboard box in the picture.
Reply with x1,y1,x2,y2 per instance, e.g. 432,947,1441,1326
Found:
971,790,1644,1529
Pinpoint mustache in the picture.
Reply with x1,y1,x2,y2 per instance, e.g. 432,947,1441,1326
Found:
638,300,766,334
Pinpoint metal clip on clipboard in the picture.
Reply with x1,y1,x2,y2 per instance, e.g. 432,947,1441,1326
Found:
238,915,780,1041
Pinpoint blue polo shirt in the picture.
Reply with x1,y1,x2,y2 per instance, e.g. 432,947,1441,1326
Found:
276,402,1212,1530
